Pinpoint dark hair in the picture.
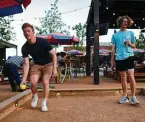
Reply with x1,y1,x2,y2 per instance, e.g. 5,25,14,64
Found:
8,56,12,59
60,52,67,57
116,15,133,28
21,23,34,32
56,52,60,56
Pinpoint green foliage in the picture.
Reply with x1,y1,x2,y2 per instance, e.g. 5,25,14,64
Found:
72,23,86,46
71,23,86,51
0,17,15,42
35,0,70,35
135,32,145,49
70,44,84,51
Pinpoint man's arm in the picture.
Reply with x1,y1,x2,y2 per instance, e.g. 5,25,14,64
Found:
129,31,136,48
111,44,115,68
128,42,136,48
22,57,29,83
49,49,57,77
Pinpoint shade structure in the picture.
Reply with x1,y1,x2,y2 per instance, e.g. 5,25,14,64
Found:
37,33,80,45
0,0,31,17
67,50,83,55
100,0,145,29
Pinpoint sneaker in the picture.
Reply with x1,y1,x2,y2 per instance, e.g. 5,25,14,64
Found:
31,95,38,108
41,104,48,112
10,82,18,92
130,96,139,104
119,96,129,104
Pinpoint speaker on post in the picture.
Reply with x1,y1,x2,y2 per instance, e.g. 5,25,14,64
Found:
99,23,109,35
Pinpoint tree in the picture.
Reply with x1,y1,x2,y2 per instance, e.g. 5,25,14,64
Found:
71,23,86,51
0,17,15,42
72,23,86,45
35,0,70,35
135,32,145,49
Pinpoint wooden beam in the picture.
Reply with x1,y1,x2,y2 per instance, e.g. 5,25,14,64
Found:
111,0,145,1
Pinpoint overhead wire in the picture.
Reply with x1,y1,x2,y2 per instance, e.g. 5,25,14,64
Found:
11,5,90,22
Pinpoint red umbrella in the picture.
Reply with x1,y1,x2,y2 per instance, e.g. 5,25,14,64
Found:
99,49,111,55
132,48,145,54
37,33,80,45
0,0,31,17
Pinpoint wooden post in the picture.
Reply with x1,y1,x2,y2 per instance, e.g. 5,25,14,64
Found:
93,0,99,84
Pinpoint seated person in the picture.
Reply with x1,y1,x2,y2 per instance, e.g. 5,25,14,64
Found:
56,52,61,62
2,56,24,92
58,52,67,67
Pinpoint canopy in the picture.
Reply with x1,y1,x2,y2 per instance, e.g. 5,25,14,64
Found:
67,50,83,55
0,0,31,17
37,33,80,45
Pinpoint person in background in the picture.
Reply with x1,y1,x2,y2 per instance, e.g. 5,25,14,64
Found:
111,15,139,104
58,52,67,67
2,56,24,91
56,52,61,61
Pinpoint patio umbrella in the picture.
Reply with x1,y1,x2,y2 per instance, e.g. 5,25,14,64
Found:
67,50,83,55
132,48,144,54
37,33,80,45
99,49,111,55
0,0,31,17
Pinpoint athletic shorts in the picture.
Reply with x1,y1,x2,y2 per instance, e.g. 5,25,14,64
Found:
115,56,135,71
30,63,53,76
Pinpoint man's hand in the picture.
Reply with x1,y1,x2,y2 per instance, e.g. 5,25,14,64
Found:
124,40,130,46
21,79,27,84
111,59,115,68
49,49,57,78
52,68,57,78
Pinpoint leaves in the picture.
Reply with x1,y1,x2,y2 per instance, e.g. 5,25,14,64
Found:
0,17,15,42
136,32,145,49
36,0,70,35
72,23,86,46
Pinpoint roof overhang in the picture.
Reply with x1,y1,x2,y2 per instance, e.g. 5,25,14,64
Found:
0,40,17,48
100,0,145,29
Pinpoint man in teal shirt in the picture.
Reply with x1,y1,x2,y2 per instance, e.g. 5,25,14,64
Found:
111,16,139,104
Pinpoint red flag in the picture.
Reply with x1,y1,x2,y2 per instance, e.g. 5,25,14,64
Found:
22,0,31,9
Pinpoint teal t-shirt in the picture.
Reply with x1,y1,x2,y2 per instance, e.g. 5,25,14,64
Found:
111,30,135,60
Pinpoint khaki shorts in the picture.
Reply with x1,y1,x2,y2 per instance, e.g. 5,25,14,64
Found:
30,63,53,76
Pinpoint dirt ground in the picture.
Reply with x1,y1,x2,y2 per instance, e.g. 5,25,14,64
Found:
0,84,19,102
0,76,119,102
1,94,145,122
1,76,145,103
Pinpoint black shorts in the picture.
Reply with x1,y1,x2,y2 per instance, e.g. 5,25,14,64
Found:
115,56,135,71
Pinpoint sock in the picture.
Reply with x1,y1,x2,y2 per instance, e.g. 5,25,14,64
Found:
42,98,47,106
33,93,38,98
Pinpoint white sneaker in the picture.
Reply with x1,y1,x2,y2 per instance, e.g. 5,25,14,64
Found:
119,96,129,104
130,96,140,104
31,95,38,108
41,104,48,112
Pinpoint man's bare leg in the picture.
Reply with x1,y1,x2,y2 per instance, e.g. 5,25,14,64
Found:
119,71,129,104
120,71,128,96
41,74,51,112
30,75,39,108
128,69,136,96
128,69,139,104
